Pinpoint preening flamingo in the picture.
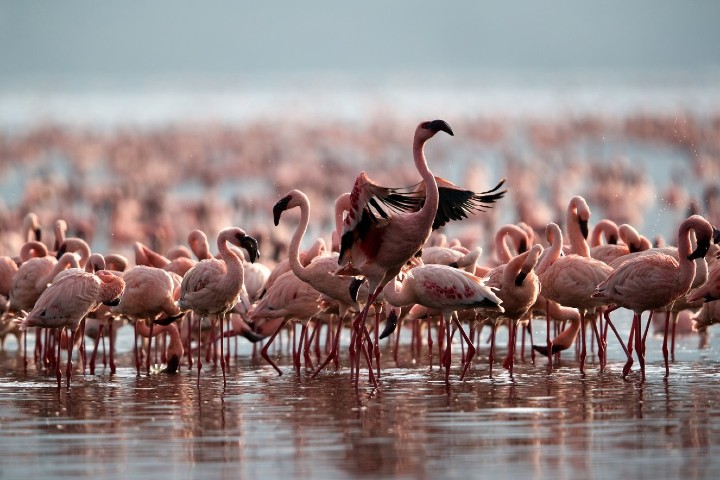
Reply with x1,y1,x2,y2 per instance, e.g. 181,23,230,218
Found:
593,215,714,380
482,244,543,377
177,227,259,386
18,270,125,388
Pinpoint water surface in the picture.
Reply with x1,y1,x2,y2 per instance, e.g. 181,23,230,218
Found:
1,319,719,480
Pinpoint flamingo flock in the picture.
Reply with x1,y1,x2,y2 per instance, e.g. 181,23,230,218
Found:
1,119,719,391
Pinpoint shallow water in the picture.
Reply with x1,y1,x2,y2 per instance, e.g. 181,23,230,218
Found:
1,317,720,480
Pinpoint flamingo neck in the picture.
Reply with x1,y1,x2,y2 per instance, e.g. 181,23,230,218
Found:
537,224,563,274
677,223,698,292
217,232,243,285
19,241,48,262
288,195,312,283
412,137,438,226
382,275,416,308
495,225,525,264
567,199,590,257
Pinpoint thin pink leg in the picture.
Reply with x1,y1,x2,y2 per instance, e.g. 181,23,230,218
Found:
262,319,288,375
662,310,671,378
66,329,75,389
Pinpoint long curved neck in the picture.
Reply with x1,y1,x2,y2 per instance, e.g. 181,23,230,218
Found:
288,195,312,283
590,219,618,247
382,275,417,308
495,225,526,264
19,241,48,262
567,198,590,257
537,223,563,275
217,231,243,286
677,223,698,292
39,253,79,287
64,238,91,267
412,134,438,227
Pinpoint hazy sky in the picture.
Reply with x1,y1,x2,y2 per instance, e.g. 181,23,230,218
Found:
1,0,719,81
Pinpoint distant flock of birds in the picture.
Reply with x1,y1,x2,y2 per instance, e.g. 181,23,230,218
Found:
1,119,719,390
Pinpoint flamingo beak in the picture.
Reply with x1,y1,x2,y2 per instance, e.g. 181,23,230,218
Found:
379,308,399,340
56,242,67,260
713,226,720,244
162,355,180,374
273,195,292,226
240,235,260,263
688,237,711,260
518,238,528,254
349,277,364,303
515,271,528,286
579,219,589,240
425,119,454,136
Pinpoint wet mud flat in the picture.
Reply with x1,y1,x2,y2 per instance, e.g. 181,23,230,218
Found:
1,323,720,480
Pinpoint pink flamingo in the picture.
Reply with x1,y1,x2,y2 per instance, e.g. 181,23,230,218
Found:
482,244,543,377
591,223,650,265
593,215,714,380
249,270,323,375
336,120,505,386
111,265,183,375
381,263,503,382
17,269,124,388
536,206,614,376
135,320,184,373
494,223,530,265
272,189,372,376
688,258,720,303
177,227,259,386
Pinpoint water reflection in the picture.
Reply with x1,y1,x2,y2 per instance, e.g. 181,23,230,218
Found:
1,330,720,479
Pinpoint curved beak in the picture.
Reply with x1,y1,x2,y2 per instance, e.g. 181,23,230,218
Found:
688,237,711,260
427,119,454,136
378,308,399,340
579,219,589,240
240,235,260,263
273,195,292,226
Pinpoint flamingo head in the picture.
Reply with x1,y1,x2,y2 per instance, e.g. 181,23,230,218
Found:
688,235,711,260
273,194,293,226
417,119,454,142
713,226,720,244
236,232,260,264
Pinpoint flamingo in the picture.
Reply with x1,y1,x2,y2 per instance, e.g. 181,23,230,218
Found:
481,244,543,377
272,189,372,376
249,270,323,375
135,320,184,373
17,269,125,388
381,263,503,382
111,265,183,375
177,227,259,386
536,204,614,376
688,259,720,303
593,215,714,380
591,223,650,265
336,119,505,386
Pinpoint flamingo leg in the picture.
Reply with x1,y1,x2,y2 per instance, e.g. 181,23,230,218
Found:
427,319,434,370
455,314,476,381
641,310,654,357
603,310,633,378
374,308,381,379
634,313,646,381
109,321,116,374
133,322,140,376
312,314,344,378
590,319,605,372
66,328,74,389
670,311,677,361
146,321,154,375
220,313,226,387
662,310,671,378
89,324,105,375
197,315,204,388
34,327,42,367
261,319,288,376
527,319,536,365
546,300,553,369
489,323,496,378
578,309,587,376
444,312,452,383
56,329,62,389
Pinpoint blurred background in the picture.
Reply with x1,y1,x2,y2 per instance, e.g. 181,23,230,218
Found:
1,0,719,261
